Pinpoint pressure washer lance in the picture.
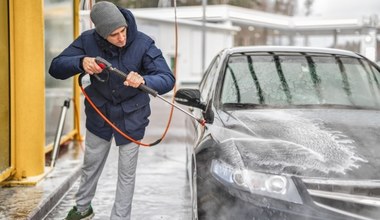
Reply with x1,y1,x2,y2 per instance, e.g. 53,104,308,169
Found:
94,56,206,126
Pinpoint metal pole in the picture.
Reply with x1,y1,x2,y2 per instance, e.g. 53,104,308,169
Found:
93,58,207,125
201,0,207,72
50,99,71,167
156,94,201,122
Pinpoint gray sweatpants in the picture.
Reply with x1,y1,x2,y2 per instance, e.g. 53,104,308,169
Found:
75,130,139,220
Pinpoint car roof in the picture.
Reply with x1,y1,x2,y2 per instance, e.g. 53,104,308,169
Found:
223,46,362,58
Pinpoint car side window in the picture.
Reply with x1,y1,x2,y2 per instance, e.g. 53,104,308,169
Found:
199,55,220,102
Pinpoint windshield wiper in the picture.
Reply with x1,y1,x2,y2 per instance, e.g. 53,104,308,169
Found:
222,103,379,110
222,103,267,109
291,104,379,110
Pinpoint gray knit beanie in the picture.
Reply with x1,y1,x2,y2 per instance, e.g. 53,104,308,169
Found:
90,1,127,39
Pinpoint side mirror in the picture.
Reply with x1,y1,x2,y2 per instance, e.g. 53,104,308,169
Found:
174,88,206,111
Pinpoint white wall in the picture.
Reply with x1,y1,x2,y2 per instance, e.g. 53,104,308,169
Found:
135,17,236,85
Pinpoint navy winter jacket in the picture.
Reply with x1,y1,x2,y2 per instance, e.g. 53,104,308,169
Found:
49,8,175,145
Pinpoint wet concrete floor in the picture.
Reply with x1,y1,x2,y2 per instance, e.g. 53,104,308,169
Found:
45,96,192,219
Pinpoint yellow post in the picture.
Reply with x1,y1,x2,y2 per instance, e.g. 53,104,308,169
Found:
73,0,83,141
11,0,45,181
0,0,13,183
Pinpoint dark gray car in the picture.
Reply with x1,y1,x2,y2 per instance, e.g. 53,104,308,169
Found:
175,46,380,220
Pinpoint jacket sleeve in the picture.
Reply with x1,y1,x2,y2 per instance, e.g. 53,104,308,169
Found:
48,36,86,80
141,43,175,95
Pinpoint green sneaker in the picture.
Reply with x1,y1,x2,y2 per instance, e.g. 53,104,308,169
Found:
65,206,94,220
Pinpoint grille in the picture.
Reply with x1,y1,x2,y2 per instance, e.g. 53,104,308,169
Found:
302,178,380,220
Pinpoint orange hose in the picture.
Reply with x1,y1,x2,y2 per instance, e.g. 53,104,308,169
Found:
80,85,159,147
154,0,179,144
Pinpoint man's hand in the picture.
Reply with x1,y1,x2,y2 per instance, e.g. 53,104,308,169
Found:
83,57,103,75
124,71,145,88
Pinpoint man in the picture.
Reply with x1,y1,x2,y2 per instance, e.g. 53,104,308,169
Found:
49,1,175,219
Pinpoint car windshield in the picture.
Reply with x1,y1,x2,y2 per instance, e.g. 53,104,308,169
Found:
221,52,380,109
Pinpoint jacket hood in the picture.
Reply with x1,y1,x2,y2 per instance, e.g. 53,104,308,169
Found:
211,108,380,180
119,7,138,46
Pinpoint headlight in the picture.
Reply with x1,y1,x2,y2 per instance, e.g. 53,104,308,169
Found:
211,159,303,204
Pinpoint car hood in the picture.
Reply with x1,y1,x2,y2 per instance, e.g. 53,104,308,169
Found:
211,108,380,180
